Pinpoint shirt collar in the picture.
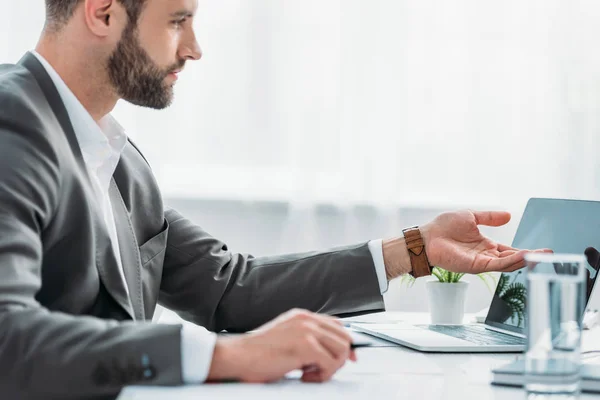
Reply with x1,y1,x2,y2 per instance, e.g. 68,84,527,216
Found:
30,50,127,169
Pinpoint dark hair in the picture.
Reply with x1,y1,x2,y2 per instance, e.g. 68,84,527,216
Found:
45,0,147,31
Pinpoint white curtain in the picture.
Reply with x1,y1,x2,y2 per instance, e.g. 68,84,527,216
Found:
2,0,600,211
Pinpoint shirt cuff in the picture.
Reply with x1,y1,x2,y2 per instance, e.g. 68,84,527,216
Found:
180,323,218,383
368,239,389,294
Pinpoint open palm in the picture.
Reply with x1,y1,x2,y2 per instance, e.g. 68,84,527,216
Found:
422,210,549,274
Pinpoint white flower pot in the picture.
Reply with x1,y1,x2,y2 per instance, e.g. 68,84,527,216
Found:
426,281,469,325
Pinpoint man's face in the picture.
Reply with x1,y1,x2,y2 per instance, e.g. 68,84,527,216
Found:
107,0,201,109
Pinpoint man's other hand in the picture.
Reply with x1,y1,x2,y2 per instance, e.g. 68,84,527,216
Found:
207,309,355,383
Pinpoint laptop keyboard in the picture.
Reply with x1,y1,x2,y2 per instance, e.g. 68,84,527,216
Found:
415,324,525,346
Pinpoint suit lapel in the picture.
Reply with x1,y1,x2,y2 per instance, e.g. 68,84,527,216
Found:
109,179,145,321
20,52,138,320
95,226,137,320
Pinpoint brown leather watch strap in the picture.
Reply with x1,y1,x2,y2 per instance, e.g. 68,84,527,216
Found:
402,226,432,278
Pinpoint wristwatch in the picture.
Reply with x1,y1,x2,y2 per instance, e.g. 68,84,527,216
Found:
402,226,433,278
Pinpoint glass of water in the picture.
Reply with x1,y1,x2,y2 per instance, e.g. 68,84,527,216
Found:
524,253,587,399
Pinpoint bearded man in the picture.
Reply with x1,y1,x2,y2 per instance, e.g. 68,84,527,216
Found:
0,1,545,399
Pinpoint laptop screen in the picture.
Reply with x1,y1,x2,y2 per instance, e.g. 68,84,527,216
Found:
485,198,600,334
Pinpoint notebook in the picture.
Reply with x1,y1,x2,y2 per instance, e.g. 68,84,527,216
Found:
491,359,600,393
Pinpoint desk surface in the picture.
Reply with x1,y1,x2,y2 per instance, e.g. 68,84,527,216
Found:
119,312,600,400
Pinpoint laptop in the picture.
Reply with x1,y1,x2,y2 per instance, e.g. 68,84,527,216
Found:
352,198,600,353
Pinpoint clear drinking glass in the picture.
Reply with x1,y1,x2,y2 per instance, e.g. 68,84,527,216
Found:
524,253,587,399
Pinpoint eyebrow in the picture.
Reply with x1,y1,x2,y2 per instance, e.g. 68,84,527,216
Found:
170,10,194,19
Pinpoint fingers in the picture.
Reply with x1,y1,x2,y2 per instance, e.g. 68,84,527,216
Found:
302,364,345,383
314,316,354,345
498,243,553,254
349,350,357,362
482,249,529,272
497,243,518,253
487,249,553,272
497,246,552,260
292,312,353,382
301,348,351,382
529,248,554,255
497,260,526,272
302,369,324,383
473,211,511,227
298,337,343,382
303,321,350,360
299,313,353,354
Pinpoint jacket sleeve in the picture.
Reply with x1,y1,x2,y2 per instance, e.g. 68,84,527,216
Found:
160,208,386,333
0,108,182,400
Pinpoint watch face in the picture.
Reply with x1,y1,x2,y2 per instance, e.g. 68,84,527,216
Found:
402,226,419,233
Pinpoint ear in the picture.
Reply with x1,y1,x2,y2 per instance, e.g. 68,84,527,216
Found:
83,0,125,38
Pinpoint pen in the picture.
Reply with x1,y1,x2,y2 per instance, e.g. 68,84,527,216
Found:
350,342,371,349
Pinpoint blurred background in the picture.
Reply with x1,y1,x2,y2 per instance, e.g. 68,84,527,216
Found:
2,0,600,313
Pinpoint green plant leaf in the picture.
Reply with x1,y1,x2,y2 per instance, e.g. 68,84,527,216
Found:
399,266,504,292
399,273,416,287
476,273,498,293
443,269,452,283
501,283,527,304
502,283,526,327
448,271,456,282
431,268,445,282
496,274,510,297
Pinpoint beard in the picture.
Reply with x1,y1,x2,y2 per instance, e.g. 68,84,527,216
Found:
107,24,184,109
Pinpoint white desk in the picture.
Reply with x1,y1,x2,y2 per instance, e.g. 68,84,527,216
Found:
119,312,600,400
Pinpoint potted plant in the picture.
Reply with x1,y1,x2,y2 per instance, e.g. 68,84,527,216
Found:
486,272,527,327
401,268,496,325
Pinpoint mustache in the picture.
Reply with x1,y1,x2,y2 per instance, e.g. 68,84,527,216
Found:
165,59,186,75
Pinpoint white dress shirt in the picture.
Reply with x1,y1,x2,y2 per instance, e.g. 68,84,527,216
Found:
31,51,389,384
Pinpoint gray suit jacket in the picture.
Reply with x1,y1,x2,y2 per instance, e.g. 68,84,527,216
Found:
0,53,384,400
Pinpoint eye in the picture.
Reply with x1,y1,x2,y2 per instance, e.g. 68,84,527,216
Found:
171,18,186,28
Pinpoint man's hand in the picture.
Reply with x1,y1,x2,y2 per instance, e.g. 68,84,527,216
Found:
384,210,551,279
422,210,553,274
207,309,356,383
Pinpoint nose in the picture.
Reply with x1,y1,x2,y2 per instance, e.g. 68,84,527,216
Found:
179,30,202,61
181,42,202,61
